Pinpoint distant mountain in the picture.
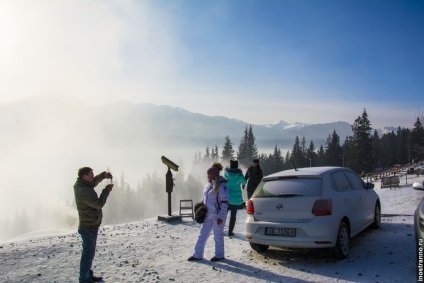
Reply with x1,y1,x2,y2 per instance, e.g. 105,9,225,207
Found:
0,96,359,153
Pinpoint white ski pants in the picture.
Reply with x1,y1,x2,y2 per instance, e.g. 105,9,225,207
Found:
192,215,227,259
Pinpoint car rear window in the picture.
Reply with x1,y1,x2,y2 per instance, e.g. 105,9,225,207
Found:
254,177,322,197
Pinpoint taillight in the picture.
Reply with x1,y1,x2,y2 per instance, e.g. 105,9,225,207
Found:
312,199,332,216
247,200,254,214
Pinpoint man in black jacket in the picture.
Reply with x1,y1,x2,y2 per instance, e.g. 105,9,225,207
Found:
74,167,113,283
244,159,263,199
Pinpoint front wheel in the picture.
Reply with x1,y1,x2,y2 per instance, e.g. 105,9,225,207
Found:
371,203,381,229
333,221,350,259
250,242,269,252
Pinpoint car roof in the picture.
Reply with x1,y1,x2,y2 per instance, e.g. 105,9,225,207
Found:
263,166,346,180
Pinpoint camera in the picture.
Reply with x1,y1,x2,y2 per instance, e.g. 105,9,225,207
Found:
161,156,179,172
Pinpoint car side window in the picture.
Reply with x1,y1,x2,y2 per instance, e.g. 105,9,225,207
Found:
330,171,352,192
345,171,366,190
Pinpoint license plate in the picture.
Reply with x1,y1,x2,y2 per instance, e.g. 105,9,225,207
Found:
265,227,296,237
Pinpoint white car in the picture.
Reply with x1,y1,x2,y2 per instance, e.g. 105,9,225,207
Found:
245,166,380,259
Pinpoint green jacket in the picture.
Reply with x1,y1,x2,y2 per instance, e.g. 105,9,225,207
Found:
74,172,110,230
224,168,247,205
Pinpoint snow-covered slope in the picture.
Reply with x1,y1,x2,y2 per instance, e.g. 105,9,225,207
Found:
1,175,422,283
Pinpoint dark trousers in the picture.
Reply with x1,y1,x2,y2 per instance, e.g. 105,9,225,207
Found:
227,204,239,220
247,190,254,200
78,228,98,283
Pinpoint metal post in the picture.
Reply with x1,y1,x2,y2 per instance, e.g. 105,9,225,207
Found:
158,156,181,222
166,168,173,216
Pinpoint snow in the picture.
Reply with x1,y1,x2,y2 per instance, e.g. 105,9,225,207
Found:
1,175,423,283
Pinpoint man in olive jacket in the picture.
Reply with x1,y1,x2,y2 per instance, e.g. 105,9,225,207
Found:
74,167,113,283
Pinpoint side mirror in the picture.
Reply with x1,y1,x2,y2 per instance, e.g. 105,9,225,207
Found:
412,182,424,190
366,182,374,189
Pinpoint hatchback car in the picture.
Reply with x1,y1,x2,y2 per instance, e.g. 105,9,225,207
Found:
245,167,381,259
413,181,424,253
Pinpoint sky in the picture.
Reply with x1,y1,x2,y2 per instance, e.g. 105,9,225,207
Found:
0,0,423,128
1,174,422,282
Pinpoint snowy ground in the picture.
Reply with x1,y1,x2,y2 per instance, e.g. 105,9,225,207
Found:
1,174,423,283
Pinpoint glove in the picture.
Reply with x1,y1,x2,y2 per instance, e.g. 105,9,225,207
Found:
242,185,245,190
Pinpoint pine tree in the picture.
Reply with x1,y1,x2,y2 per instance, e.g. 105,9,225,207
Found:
221,135,234,163
395,127,411,165
271,145,284,173
325,130,343,166
247,125,259,161
348,109,374,174
284,151,291,169
380,130,397,168
316,145,326,166
411,117,424,162
300,137,308,167
203,147,211,162
290,136,303,168
372,130,381,169
237,126,249,167
211,145,219,161
306,141,317,167
237,125,258,167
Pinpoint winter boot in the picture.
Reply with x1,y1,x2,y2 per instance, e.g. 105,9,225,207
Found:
228,218,236,236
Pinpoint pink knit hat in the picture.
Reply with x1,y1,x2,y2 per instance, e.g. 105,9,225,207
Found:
207,166,220,178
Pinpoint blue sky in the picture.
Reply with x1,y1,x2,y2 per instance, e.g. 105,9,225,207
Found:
0,0,423,128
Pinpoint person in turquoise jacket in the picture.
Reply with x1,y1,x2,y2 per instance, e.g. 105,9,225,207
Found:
223,160,247,236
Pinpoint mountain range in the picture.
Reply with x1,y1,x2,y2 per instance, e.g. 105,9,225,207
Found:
0,96,398,153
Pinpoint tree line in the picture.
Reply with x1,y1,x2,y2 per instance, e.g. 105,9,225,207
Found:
197,109,424,177
1,108,423,241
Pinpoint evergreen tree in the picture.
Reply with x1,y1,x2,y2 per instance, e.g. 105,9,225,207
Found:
284,151,291,169
270,145,284,173
290,136,303,168
237,125,258,167
300,137,308,167
372,130,381,169
246,125,259,163
395,127,411,165
203,147,211,162
237,126,249,167
316,145,326,166
325,130,343,166
211,145,219,161
348,109,374,174
306,141,317,167
411,117,424,162
259,153,272,176
380,130,397,168
221,135,234,163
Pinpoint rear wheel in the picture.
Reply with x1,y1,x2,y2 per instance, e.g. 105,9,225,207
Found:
250,242,269,252
333,221,350,259
371,203,381,229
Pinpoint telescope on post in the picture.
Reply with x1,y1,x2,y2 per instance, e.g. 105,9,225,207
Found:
161,156,179,172
158,156,182,222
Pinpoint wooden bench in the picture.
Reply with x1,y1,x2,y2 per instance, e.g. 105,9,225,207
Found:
381,176,400,189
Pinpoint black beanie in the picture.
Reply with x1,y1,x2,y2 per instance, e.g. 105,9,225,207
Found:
230,160,238,169
253,158,259,164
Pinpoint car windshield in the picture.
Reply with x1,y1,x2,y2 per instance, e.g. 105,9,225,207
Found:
254,177,322,198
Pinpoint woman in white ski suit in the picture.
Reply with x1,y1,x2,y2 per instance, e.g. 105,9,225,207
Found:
188,163,229,261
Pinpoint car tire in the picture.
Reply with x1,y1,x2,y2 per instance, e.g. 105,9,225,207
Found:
371,203,381,229
333,221,350,259
250,242,269,252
